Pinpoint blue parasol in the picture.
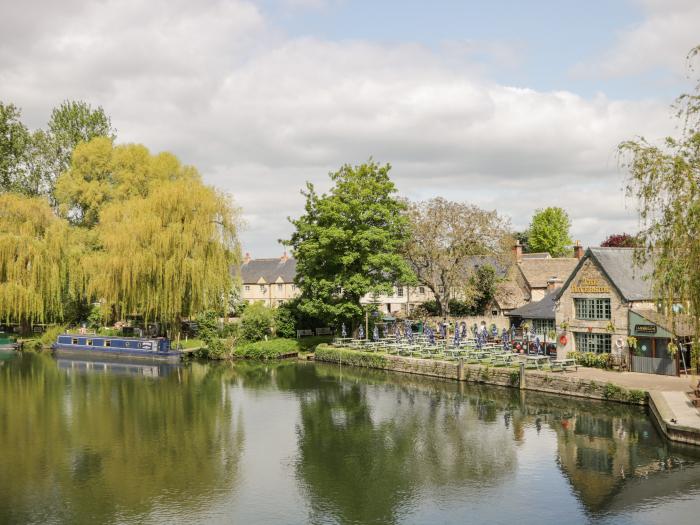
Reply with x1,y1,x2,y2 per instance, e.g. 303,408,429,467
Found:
440,322,447,339
341,323,347,338
491,325,498,338
427,326,435,345
373,325,379,341
405,320,414,343
453,322,460,346
460,321,467,339
358,325,365,339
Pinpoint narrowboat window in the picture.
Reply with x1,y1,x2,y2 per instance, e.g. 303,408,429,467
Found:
71,338,78,345
125,341,130,347
87,339,93,346
105,340,111,347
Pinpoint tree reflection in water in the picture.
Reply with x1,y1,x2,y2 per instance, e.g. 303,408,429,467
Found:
0,354,244,524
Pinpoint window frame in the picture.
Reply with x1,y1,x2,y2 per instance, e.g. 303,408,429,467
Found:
574,298,611,320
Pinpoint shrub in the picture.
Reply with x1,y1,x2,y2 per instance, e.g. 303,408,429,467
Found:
240,302,275,342
603,383,625,401
219,322,239,339
195,310,220,343
569,351,612,369
39,325,65,349
234,338,300,359
193,338,232,360
314,345,388,368
275,304,297,339
627,389,646,404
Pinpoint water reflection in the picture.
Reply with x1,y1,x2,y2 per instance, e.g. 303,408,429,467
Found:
0,353,244,524
0,355,698,525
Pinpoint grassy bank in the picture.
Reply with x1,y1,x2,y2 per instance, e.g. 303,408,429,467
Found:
314,344,388,368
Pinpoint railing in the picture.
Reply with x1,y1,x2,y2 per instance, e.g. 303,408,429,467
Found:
631,355,677,376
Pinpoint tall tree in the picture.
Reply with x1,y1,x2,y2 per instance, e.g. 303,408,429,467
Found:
80,155,240,335
527,207,573,257
0,194,72,332
620,45,700,370
0,102,31,194
285,161,413,328
402,198,511,317
600,233,639,248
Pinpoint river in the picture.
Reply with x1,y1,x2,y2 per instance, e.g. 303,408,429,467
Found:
0,352,699,524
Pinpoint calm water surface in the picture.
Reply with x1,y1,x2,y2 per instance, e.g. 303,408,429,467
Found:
1,352,699,525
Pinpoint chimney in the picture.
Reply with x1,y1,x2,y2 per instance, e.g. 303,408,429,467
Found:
513,240,523,263
243,252,251,264
547,277,563,293
280,251,289,262
573,241,584,260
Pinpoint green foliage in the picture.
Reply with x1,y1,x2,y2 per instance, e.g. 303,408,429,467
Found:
87,305,103,329
285,160,414,327
0,194,73,329
314,344,388,368
415,299,478,316
0,102,31,194
509,370,520,386
471,265,498,315
603,383,625,401
275,303,297,338
570,351,612,370
296,335,332,353
39,325,65,348
240,302,275,342
234,338,300,359
195,311,220,344
527,207,573,257
628,389,646,404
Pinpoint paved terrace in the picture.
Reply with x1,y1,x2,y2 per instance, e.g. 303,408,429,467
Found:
565,367,697,393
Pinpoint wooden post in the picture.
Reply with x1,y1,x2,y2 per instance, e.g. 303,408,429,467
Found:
519,362,525,390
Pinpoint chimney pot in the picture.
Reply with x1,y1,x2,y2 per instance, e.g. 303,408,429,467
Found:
513,240,523,263
573,241,584,259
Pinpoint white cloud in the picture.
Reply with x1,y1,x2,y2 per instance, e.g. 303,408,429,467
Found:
0,0,678,256
573,0,700,78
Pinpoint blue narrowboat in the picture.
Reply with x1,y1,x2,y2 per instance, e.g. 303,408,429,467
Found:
52,334,180,362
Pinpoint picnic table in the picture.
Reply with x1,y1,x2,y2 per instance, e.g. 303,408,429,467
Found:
550,358,577,372
522,355,550,370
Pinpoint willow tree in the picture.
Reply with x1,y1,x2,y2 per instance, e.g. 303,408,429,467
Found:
402,197,512,316
85,177,240,334
0,194,72,332
619,46,700,371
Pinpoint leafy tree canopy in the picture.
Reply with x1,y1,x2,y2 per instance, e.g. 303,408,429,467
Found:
600,233,639,248
527,207,573,257
402,197,511,317
0,194,72,327
285,160,414,327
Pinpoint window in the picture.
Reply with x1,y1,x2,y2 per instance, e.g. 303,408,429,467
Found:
574,332,611,353
245,285,250,291
492,309,499,316
277,284,283,291
397,287,404,297
86,339,93,346
71,338,78,345
105,340,111,347
574,298,611,320
533,319,555,335
260,285,266,293
419,286,425,295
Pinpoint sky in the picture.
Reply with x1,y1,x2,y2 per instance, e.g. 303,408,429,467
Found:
1,0,699,257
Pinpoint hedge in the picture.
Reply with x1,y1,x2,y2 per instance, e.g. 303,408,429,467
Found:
314,344,388,368
233,338,300,359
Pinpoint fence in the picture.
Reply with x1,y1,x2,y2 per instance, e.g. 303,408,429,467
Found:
631,355,677,376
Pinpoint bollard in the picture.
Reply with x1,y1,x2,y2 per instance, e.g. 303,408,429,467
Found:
519,362,525,390
458,358,464,381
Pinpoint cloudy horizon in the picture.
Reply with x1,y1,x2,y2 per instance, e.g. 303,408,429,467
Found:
2,0,698,257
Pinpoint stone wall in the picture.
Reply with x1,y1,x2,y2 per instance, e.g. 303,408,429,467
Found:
315,346,647,405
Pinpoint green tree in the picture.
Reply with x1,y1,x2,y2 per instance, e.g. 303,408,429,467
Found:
240,302,275,341
527,207,573,257
402,198,511,316
471,264,498,315
285,160,414,329
620,45,700,370
0,194,73,332
0,102,31,194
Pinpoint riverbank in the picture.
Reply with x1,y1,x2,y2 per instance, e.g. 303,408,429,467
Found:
314,345,700,445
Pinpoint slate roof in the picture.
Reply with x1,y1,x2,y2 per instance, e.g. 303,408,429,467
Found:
557,247,654,302
507,291,557,320
464,256,509,278
521,252,551,260
241,257,297,284
493,281,529,310
518,258,579,289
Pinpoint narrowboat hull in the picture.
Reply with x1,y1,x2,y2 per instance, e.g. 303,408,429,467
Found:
52,334,181,362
